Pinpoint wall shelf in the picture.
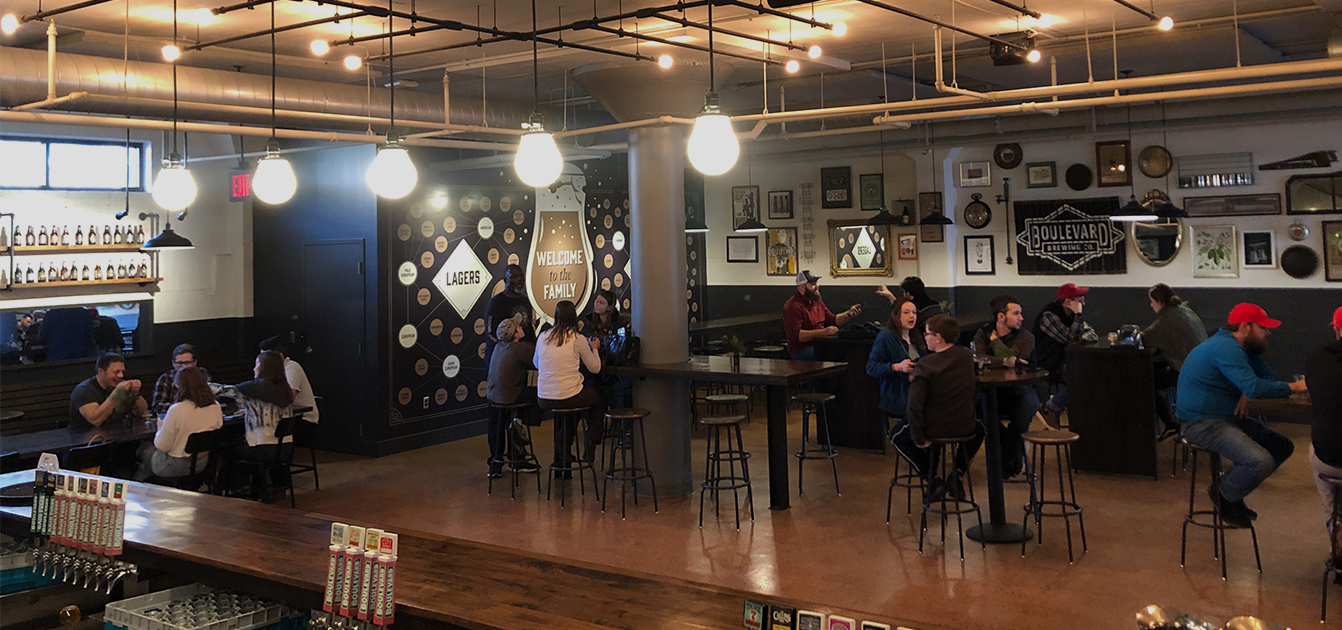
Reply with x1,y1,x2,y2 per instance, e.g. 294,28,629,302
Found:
5,244,143,255
7,278,160,289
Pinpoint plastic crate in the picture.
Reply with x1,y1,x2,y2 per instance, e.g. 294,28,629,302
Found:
104,583,302,630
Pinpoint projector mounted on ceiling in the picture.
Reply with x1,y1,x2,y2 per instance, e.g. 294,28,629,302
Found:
989,31,1037,66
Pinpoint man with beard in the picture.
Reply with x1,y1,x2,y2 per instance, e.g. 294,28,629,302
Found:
1177,303,1308,528
972,295,1039,479
783,270,862,361
485,264,536,368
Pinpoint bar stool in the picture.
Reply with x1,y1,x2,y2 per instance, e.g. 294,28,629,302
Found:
886,435,923,521
706,393,750,422
1321,474,1342,622
602,408,658,519
1021,429,1087,563
1180,439,1262,580
489,401,541,499
699,414,754,530
792,392,839,496
547,405,601,508
918,435,985,561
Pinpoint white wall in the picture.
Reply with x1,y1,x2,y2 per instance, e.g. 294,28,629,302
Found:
703,116,1342,290
0,123,252,322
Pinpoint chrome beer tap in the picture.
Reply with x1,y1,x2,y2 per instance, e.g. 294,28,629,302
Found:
104,562,136,595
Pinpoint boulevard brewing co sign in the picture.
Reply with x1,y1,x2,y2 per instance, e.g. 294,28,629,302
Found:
526,174,594,324
1013,198,1127,275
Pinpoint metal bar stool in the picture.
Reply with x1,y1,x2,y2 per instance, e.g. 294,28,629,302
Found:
1180,438,1262,580
1321,474,1342,622
886,429,923,522
699,414,754,530
489,401,541,499
918,435,985,561
547,405,601,508
602,408,658,519
792,392,839,496
706,392,750,423
1021,429,1087,562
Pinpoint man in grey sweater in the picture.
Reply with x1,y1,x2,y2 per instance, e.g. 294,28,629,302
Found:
486,315,541,477
892,314,983,501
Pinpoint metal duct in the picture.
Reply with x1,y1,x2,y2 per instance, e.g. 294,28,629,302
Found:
0,46,536,131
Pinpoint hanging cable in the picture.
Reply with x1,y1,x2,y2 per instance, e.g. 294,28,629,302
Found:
270,0,277,138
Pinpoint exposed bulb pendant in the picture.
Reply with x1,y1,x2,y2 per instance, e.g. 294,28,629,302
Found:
152,152,197,211
688,93,739,176
253,140,297,204
515,113,562,187
367,131,418,199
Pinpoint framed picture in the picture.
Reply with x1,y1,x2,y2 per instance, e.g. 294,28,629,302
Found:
765,227,799,276
859,173,884,211
1325,221,1342,281
827,219,893,277
730,185,761,230
964,235,995,275
1025,162,1057,188
1096,140,1132,187
958,161,991,188
897,233,918,260
918,191,945,243
1183,193,1281,217
1192,224,1238,278
767,190,793,220
1241,230,1277,268
726,236,758,263
820,167,851,209
1286,173,1342,215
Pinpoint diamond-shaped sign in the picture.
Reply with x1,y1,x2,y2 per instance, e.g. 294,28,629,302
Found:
1015,204,1125,271
432,241,491,319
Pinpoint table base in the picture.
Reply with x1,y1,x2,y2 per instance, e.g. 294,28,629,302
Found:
966,522,1034,544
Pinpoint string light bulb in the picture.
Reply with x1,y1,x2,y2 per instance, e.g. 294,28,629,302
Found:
785,60,800,73
161,44,181,62
514,114,562,187
311,39,330,55
658,54,673,68
687,93,739,176
807,45,821,58
1,14,19,35
151,153,197,211
1157,16,1174,31
344,54,362,70
252,141,297,204
192,8,214,25
832,22,847,36
367,132,417,199
1026,49,1042,63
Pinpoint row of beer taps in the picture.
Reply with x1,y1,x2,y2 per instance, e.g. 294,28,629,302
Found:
31,545,137,594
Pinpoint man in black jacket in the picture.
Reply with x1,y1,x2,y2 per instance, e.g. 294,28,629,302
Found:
1309,306,1342,549
973,295,1040,478
1031,283,1095,428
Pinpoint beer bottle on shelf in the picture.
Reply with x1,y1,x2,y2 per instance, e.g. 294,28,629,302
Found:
1,269,7,287
137,225,146,244
38,226,48,246
12,267,21,284
116,262,126,279
93,264,103,281
26,226,35,246
102,226,112,244
81,264,90,281
113,226,123,245
89,225,99,245
25,265,34,283
12,226,21,246
37,265,46,282
48,262,57,281
61,227,70,245
137,261,148,278
75,226,84,246
59,263,69,281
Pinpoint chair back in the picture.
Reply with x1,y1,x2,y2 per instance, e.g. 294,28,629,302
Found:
63,443,115,473
274,415,299,441
184,429,219,455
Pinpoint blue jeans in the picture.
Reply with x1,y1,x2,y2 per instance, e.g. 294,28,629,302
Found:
790,346,817,361
1046,386,1068,413
1180,415,1295,502
994,386,1041,476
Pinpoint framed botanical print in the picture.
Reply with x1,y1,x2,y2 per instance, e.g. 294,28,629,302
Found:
820,167,852,209
1026,162,1057,188
1096,141,1132,187
964,235,995,275
765,227,799,276
730,185,761,230
1240,230,1276,268
1192,224,1238,278
859,173,884,211
897,233,918,260
767,190,793,220
726,236,758,263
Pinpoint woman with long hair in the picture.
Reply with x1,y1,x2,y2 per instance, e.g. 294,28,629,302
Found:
212,351,295,459
583,290,625,339
1144,283,1208,439
535,300,605,472
867,297,921,442
134,366,224,481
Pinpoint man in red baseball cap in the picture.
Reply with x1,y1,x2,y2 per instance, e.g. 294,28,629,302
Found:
1176,302,1308,528
1029,283,1096,428
1308,306,1342,547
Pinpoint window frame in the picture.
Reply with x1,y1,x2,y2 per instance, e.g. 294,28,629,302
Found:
0,135,148,192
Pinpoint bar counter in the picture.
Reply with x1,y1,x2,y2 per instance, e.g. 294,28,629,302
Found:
0,471,941,630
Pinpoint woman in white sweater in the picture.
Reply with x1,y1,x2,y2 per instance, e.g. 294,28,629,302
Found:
135,366,224,480
535,300,604,471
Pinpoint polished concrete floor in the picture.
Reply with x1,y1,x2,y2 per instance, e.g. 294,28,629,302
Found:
295,409,1330,630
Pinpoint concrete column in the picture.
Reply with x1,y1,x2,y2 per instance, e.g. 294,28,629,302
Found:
629,124,692,496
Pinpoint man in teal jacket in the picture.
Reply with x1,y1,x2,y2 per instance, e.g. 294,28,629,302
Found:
1177,303,1309,527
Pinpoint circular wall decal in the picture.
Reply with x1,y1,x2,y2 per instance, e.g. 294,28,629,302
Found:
434,388,448,405
625,215,631,228
397,324,418,349
614,273,624,287
420,221,435,238
450,327,463,344
414,359,428,376
443,216,457,233
603,215,613,229
993,143,1023,170
507,253,520,266
409,202,424,218
429,319,443,336
455,385,468,402
504,228,515,244
480,196,493,212
397,388,412,405
601,277,611,290
595,234,605,249
623,298,630,310
513,210,525,225
1281,245,1320,279
604,253,614,268
458,196,472,212
397,224,412,241
500,196,512,211
613,232,626,251
477,217,495,239
420,251,435,268
416,288,431,305
1065,164,1093,191
434,236,448,252
397,262,417,286
442,355,461,378
474,318,487,335
477,342,486,358
476,381,488,397
487,248,500,264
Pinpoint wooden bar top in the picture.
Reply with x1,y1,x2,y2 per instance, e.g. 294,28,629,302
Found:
0,471,941,630
611,355,847,386
688,313,783,333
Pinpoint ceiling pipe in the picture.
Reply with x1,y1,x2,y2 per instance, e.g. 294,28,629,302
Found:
585,24,786,67
187,10,372,51
932,26,992,100
371,30,655,64
648,12,807,52
984,0,1041,19
209,0,276,15
856,0,1022,50
1108,0,1162,21
10,0,116,28
719,0,833,30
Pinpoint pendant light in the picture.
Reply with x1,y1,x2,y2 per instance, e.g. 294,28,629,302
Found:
367,0,417,199
152,0,197,212
735,144,766,232
252,1,297,204
687,3,739,176
513,0,562,187
921,122,954,225
869,130,901,226
139,211,195,250
1110,103,1156,222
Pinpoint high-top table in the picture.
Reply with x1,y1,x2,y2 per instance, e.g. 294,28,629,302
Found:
612,355,847,510
967,367,1048,544
2,406,305,458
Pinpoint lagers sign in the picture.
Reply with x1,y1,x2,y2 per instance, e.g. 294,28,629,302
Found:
1013,198,1127,275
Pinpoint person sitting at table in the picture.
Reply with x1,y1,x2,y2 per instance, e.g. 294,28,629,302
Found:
895,314,982,501
784,270,862,361
878,276,943,330
535,300,605,474
1143,283,1208,440
972,295,1040,479
259,336,319,425
1031,283,1095,429
134,366,223,481
583,289,633,406
68,352,147,430
211,351,294,462
486,314,541,478
1177,303,1307,528
867,297,921,442
485,264,535,368
1308,306,1342,554
152,343,211,416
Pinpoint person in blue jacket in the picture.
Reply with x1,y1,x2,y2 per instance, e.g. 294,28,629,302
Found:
867,298,922,457
1177,303,1309,528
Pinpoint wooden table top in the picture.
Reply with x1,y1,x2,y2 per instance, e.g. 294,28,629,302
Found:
611,355,847,386
1247,393,1313,411
0,471,941,630
1,411,254,458
688,313,782,333
976,368,1049,387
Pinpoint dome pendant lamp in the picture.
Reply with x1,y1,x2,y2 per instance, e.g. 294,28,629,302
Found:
252,2,297,205
687,3,739,176
367,0,418,199
152,0,197,212
513,0,562,187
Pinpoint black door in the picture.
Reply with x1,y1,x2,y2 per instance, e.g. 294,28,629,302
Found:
302,240,366,448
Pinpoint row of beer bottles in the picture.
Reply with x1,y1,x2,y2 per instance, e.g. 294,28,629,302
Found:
9,259,150,284
8,225,146,248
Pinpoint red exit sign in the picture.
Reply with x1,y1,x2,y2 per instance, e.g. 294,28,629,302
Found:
229,170,251,201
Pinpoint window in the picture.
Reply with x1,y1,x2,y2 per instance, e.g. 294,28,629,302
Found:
0,136,145,191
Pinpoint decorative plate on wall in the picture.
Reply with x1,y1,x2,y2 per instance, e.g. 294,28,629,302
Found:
963,193,992,229
1280,245,1320,279
1065,164,1093,191
993,143,1023,170
1139,145,1173,178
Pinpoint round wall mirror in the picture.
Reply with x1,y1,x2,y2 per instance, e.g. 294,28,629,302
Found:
1131,219,1183,267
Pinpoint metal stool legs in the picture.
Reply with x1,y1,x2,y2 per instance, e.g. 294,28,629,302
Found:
488,405,541,500
796,400,839,496
699,419,754,529
547,409,600,508
1021,440,1087,562
602,411,658,519
917,439,984,561
1321,478,1342,621
1180,443,1262,580
886,450,923,523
